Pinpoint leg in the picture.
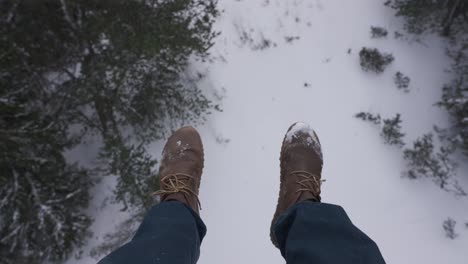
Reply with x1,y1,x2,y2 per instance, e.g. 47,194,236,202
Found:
270,123,386,264
98,201,206,264
273,201,385,264
98,126,206,264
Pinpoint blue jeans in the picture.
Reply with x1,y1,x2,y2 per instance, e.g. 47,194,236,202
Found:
98,201,385,264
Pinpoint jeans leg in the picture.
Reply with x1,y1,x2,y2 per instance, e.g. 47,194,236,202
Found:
98,201,206,264
273,201,385,264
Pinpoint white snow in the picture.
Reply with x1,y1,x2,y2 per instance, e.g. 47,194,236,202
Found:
285,122,315,142
284,122,323,161
99,34,110,48
67,1,468,264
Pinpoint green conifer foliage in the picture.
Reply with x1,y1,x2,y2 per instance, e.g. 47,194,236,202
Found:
0,0,219,262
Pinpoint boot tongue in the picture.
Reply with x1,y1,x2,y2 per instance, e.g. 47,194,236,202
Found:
298,191,320,203
287,171,322,203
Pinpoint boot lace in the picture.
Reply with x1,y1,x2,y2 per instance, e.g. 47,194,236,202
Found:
153,173,201,210
291,170,325,199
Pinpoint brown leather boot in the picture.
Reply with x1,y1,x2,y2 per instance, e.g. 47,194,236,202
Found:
154,126,204,214
270,122,325,248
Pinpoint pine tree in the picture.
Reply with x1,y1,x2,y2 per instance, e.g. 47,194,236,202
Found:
443,218,458,239
370,26,388,38
355,112,405,147
403,133,465,195
381,114,405,147
388,0,468,156
394,71,411,92
438,49,468,156
0,85,91,263
387,0,468,36
1,0,219,262
359,47,394,74
355,112,382,124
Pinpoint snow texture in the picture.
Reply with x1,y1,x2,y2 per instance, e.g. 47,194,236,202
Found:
285,122,323,162
67,1,468,264
285,122,315,142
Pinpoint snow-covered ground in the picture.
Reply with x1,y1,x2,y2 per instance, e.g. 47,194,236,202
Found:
68,0,468,263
